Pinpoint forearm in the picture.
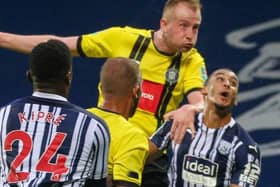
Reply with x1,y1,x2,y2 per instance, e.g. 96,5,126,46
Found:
186,90,204,112
177,90,204,116
179,101,203,114
0,32,79,56
0,32,59,53
146,140,160,163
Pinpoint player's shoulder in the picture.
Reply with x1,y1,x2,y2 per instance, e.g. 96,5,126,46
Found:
71,105,109,130
87,107,125,126
112,117,144,137
234,122,258,146
0,96,42,110
181,48,204,64
87,107,131,134
111,118,147,142
107,25,152,37
5,96,31,105
121,122,149,150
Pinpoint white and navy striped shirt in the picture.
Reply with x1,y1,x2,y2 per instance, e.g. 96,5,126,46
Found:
0,92,110,187
151,113,261,187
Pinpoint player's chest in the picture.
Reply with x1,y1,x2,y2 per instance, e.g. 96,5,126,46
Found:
175,138,235,186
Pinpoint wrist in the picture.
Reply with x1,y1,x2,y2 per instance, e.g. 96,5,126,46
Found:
181,103,204,114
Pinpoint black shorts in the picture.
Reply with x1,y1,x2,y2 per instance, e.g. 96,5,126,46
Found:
141,154,169,187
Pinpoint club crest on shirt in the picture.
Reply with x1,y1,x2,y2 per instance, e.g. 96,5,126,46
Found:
217,140,232,155
165,68,178,85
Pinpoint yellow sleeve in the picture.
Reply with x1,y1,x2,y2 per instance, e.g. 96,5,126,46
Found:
112,132,149,186
182,50,208,94
78,27,125,58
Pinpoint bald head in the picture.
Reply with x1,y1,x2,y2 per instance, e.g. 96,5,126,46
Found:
100,57,141,97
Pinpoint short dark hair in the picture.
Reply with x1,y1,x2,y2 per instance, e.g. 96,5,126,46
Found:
29,39,72,83
100,57,141,96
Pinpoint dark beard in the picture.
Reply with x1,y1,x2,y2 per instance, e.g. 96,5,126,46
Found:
128,96,140,118
214,103,233,118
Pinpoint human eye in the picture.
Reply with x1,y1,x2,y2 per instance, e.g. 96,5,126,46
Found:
193,24,200,31
230,80,238,87
216,76,224,82
179,22,188,28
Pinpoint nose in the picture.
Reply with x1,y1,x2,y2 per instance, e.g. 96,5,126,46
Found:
185,28,194,42
223,79,230,88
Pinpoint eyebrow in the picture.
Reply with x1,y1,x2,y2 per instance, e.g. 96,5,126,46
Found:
214,72,238,82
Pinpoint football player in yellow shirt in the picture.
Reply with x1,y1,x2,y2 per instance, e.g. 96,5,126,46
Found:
0,0,206,186
0,0,205,141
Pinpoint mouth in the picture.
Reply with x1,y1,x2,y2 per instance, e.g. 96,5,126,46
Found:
220,91,229,98
218,91,231,103
214,91,235,109
181,43,193,50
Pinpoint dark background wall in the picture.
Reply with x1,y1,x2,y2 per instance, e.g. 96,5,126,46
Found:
1,0,279,186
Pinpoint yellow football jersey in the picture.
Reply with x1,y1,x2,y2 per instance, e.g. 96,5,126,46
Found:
79,26,207,137
87,107,149,186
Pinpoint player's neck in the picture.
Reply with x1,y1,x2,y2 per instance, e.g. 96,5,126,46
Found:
203,108,232,129
101,100,129,120
153,30,176,55
34,83,69,98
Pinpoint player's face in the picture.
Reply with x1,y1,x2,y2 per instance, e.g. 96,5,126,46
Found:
206,70,239,108
161,2,201,53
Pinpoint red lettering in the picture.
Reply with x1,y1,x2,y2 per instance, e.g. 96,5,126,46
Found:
45,112,54,123
31,112,35,120
53,114,66,126
37,112,45,121
18,113,27,123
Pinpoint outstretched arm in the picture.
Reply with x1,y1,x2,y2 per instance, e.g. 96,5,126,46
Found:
0,32,79,56
164,90,204,143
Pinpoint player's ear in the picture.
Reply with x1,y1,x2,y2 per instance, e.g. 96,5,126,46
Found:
65,71,72,85
100,84,103,93
160,18,168,33
234,96,238,106
132,85,138,99
133,83,142,99
26,70,32,83
234,100,238,106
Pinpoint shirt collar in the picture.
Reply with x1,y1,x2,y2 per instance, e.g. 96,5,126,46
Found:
32,91,68,102
197,112,236,131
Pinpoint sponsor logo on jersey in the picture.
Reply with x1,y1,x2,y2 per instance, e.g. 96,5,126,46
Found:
138,80,164,113
142,92,154,100
248,145,258,153
239,163,260,186
182,155,218,186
